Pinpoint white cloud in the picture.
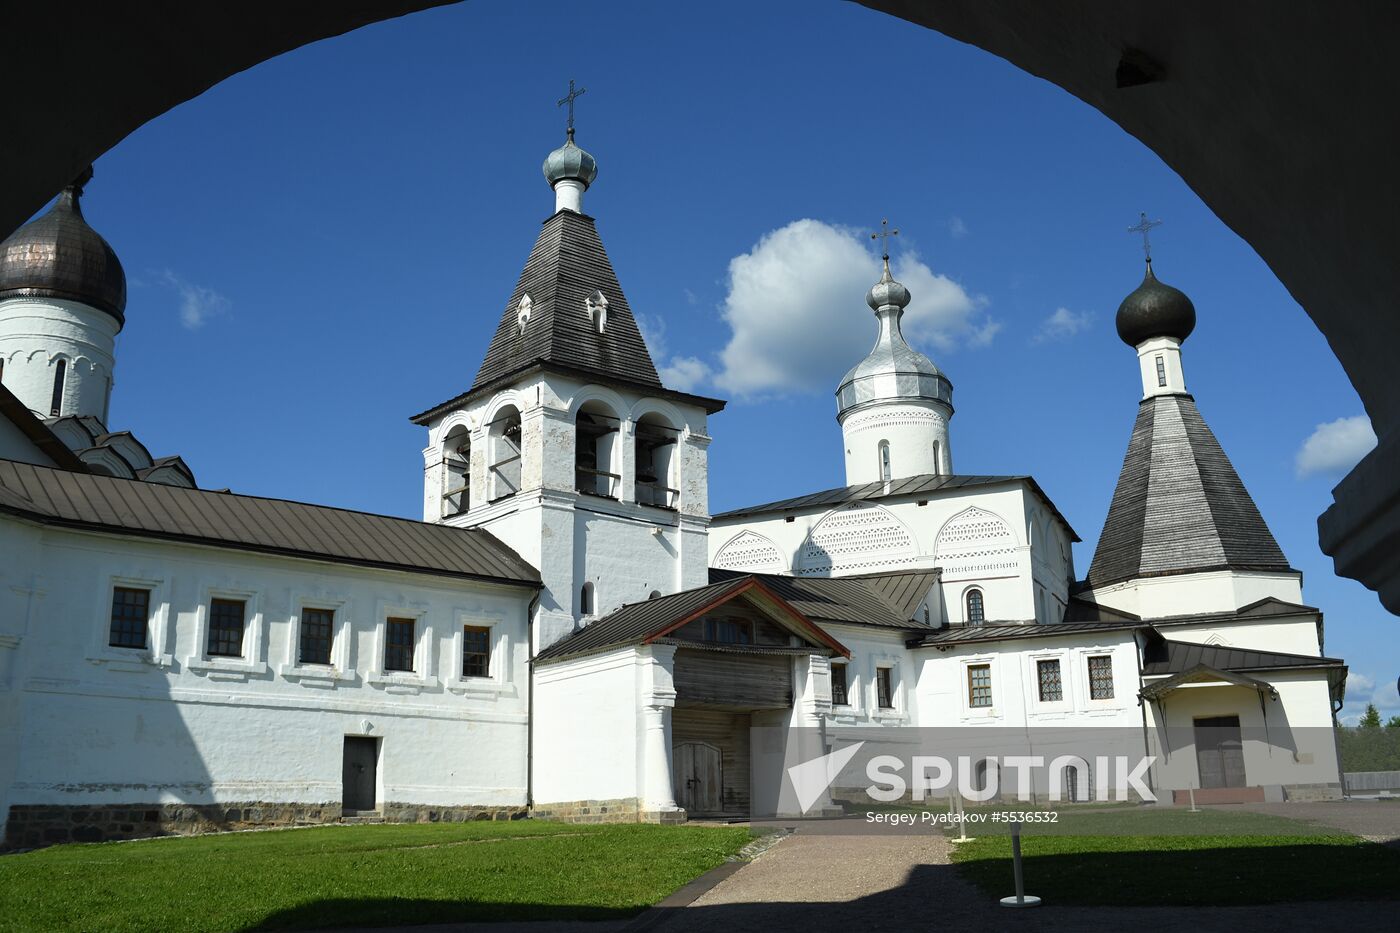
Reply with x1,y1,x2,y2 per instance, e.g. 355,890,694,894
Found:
949,216,968,239
1339,671,1400,724
1034,307,1094,343
161,270,230,330
660,356,712,393
1295,415,1377,478
710,219,994,398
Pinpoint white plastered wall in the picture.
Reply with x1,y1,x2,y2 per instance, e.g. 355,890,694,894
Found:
0,298,117,422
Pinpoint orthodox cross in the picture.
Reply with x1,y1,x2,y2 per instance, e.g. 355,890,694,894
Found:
1128,211,1163,261
871,218,899,259
558,79,587,136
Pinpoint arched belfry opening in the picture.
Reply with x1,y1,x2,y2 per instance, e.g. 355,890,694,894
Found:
635,413,680,509
487,406,522,502
575,401,620,499
440,424,471,517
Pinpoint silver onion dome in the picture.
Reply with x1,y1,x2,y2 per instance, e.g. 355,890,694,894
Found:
837,259,952,420
0,166,126,325
542,129,598,190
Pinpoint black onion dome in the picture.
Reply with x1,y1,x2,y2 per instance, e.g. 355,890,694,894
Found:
0,167,126,325
1115,261,1195,347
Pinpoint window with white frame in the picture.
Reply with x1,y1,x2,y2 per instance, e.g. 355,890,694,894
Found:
207,598,246,658
462,624,491,678
965,588,985,626
878,440,892,482
831,662,849,706
108,586,149,649
1087,655,1115,699
967,663,992,708
1155,355,1167,387
1037,658,1063,702
299,607,336,666
384,617,416,672
875,666,895,709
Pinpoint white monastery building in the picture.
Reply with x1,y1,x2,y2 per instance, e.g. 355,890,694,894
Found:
0,120,1347,847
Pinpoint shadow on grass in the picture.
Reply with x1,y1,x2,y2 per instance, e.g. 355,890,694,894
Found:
951,837,1400,907
245,897,637,931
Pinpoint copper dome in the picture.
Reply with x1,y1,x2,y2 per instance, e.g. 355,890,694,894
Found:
0,167,126,325
1115,262,1195,347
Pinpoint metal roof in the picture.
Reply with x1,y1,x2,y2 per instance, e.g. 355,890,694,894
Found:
910,620,1146,649
0,385,86,471
1141,639,1344,677
712,473,1081,541
0,459,540,587
1086,394,1293,588
535,575,848,663
708,567,938,630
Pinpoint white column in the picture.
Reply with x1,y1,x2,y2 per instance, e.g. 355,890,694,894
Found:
642,704,678,811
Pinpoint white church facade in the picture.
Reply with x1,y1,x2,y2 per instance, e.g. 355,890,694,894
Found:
0,121,1346,847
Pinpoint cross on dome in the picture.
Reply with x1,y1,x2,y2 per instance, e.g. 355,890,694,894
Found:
1128,211,1163,262
558,79,587,139
870,218,899,260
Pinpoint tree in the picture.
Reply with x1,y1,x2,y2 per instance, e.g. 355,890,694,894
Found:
1359,703,1382,728
1387,715,1400,729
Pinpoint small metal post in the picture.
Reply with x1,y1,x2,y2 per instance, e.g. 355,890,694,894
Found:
999,820,1042,908
1188,787,1200,813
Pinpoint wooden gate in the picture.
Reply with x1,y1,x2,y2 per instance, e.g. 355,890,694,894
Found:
1194,715,1246,789
673,742,722,815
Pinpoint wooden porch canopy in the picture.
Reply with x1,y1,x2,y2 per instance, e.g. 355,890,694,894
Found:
1139,663,1279,702
535,575,851,664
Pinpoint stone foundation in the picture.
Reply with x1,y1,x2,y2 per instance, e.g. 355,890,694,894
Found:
3,801,527,850
529,797,687,824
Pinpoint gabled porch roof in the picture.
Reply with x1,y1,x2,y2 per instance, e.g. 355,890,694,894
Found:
535,576,851,664
1139,638,1347,702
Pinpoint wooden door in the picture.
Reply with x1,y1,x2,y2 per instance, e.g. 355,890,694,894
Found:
342,736,379,812
1194,716,1246,789
673,742,722,814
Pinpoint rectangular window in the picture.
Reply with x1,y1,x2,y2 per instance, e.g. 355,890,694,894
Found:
384,617,416,672
876,667,894,709
1088,655,1115,699
1155,355,1167,387
968,663,992,708
1037,658,1063,702
108,587,150,649
462,625,491,678
299,607,335,666
831,663,849,706
207,598,246,658
703,617,753,645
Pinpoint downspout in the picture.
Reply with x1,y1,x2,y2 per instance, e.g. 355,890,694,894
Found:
525,587,542,813
1330,682,1347,798
1134,629,1157,802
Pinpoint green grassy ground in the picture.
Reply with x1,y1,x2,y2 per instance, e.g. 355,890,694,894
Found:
0,821,754,932
946,808,1400,906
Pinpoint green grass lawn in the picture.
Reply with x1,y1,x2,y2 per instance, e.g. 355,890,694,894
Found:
946,808,1400,906
0,821,754,933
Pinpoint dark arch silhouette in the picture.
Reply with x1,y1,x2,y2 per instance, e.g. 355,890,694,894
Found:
2,1,1394,611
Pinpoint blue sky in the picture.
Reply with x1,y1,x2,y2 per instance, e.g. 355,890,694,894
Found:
67,1,1393,718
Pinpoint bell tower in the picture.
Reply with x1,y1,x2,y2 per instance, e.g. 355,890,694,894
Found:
411,102,726,651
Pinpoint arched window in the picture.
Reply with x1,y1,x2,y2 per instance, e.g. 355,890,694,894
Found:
931,440,940,476
580,582,595,616
487,406,522,501
49,358,66,417
965,588,985,626
878,439,892,482
576,401,620,499
635,413,680,508
441,425,471,517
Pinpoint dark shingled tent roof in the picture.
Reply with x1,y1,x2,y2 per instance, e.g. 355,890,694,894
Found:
1086,394,1293,588
410,210,723,423
0,459,540,586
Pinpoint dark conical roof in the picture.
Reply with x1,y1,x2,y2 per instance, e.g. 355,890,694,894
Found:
1086,394,1292,588
471,210,661,391
0,167,126,324
1115,261,1194,347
